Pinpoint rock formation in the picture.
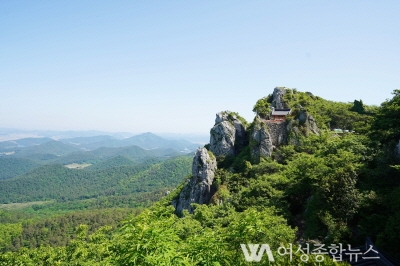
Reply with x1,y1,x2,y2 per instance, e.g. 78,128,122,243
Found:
173,87,323,212
265,120,288,146
250,117,288,162
209,111,246,157
272,87,290,109
250,116,273,163
297,110,320,135
251,89,321,161
287,110,320,145
172,147,217,214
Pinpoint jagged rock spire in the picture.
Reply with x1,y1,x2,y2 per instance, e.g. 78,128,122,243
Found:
209,111,246,157
272,87,289,109
172,147,217,214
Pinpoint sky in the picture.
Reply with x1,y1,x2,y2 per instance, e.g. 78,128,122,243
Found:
1,1,399,135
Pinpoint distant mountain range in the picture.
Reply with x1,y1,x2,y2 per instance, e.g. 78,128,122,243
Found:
0,132,202,182
60,132,201,152
0,132,199,203
0,128,209,143
0,132,202,155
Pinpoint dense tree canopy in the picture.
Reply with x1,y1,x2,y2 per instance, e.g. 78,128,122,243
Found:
372,89,400,144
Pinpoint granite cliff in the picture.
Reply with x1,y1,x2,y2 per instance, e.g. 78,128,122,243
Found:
172,147,217,214
209,111,247,157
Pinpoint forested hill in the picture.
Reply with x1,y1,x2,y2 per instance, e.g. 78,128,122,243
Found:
1,88,400,265
0,155,192,203
0,157,39,180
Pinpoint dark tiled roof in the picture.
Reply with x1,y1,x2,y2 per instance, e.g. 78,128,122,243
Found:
272,109,292,116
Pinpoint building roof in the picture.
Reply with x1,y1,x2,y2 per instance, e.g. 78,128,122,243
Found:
271,108,292,116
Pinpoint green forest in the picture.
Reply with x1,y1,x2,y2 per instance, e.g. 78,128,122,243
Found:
0,156,192,203
1,89,400,265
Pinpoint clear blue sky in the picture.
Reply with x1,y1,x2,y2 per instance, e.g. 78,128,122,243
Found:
1,1,399,134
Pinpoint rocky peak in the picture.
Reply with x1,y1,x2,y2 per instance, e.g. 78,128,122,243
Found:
215,111,231,124
172,147,217,214
272,87,290,109
192,147,217,185
209,111,247,157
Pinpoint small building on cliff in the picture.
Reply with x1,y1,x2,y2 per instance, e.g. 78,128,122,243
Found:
271,108,292,121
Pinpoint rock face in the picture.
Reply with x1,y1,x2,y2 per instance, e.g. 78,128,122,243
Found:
297,110,320,135
250,117,288,162
272,87,290,109
250,116,273,162
209,111,246,157
287,110,320,145
172,147,217,214
265,121,287,146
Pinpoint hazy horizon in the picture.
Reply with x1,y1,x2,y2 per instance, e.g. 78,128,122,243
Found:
0,128,210,143
2,1,399,134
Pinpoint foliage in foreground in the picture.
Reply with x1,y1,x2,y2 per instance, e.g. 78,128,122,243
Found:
0,204,347,265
